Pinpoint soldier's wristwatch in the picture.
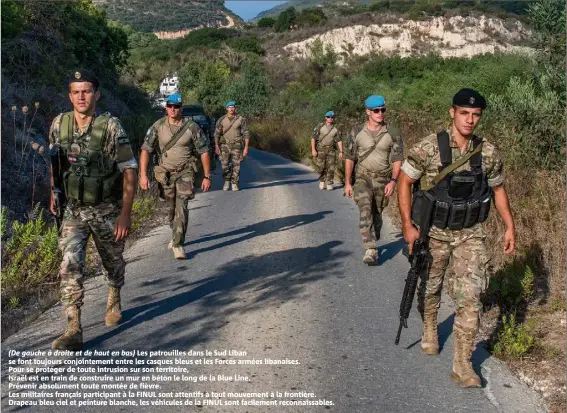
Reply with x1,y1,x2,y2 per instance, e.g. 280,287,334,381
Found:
203,176,211,180
390,178,398,183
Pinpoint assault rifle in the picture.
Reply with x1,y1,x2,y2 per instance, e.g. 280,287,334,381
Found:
395,192,435,345
50,145,66,230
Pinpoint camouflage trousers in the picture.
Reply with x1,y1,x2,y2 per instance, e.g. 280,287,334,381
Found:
316,146,336,185
163,170,194,247
58,203,125,308
220,144,243,184
417,235,489,340
353,169,389,249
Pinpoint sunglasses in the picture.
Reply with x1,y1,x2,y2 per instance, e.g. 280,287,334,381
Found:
166,104,181,109
325,116,335,119
370,108,386,113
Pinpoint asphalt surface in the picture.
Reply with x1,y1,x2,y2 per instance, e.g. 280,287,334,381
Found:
1,149,545,412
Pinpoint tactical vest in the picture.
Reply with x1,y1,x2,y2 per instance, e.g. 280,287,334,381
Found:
411,131,492,230
59,112,122,205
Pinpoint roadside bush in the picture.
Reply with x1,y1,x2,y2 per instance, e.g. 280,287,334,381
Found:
493,314,536,360
1,208,60,304
222,60,272,117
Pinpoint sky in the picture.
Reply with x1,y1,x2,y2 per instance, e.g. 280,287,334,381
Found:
224,1,288,21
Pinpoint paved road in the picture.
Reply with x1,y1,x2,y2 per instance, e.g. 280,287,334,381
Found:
1,149,545,412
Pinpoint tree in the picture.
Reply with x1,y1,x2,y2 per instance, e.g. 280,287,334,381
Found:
223,60,271,116
257,17,275,28
528,0,566,98
298,8,327,27
274,7,297,32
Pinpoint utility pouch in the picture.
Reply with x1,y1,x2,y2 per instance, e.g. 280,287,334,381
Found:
463,199,480,228
432,200,450,229
478,193,491,223
63,171,80,201
82,176,103,205
447,202,467,230
153,164,170,185
448,173,475,199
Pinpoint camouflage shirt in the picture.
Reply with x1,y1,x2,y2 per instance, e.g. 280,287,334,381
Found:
141,116,210,171
345,122,404,173
49,112,137,216
214,115,249,146
312,122,341,147
401,128,504,241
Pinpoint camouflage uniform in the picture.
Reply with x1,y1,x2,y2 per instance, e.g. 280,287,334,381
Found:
313,122,341,185
345,123,404,249
49,113,138,308
214,115,249,184
401,129,503,365
142,117,210,247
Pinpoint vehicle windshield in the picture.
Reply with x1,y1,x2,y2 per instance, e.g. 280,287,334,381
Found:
191,114,207,123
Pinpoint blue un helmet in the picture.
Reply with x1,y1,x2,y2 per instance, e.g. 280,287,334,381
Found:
165,94,183,105
364,95,386,109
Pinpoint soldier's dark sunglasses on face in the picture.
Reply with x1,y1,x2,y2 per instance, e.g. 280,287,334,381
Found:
166,104,181,109
325,116,335,119
371,108,386,113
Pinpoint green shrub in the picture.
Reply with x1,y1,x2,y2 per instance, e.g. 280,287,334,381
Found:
486,258,535,311
1,211,60,301
226,36,264,55
222,60,272,117
493,314,536,360
131,198,155,232
274,7,297,32
257,17,276,28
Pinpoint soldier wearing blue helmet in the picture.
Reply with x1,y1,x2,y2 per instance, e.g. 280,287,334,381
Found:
214,100,250,191
311,110,343,190
139,93,212,259
344,95,404,265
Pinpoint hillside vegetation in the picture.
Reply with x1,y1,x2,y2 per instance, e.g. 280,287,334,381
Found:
255,0,530,22
93,0,242,33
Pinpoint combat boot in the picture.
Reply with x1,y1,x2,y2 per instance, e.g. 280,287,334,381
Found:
326,184,333,191
172,245,186,259
319,181,325,190
51,306,83,351
362,248,378,265
421,310,439,355
451,332,481,388
232,183,239,191
223,181,230,191
104,287,122,327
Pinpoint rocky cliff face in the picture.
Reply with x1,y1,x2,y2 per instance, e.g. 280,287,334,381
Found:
284,15,533,61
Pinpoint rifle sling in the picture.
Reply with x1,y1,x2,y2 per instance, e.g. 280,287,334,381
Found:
160,119,193,159
220,116,239,143
421,142,483,191
316,126,335,147
358,130,387,165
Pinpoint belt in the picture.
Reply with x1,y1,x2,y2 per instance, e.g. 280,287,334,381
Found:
164,159,193,174
356,164,391,178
